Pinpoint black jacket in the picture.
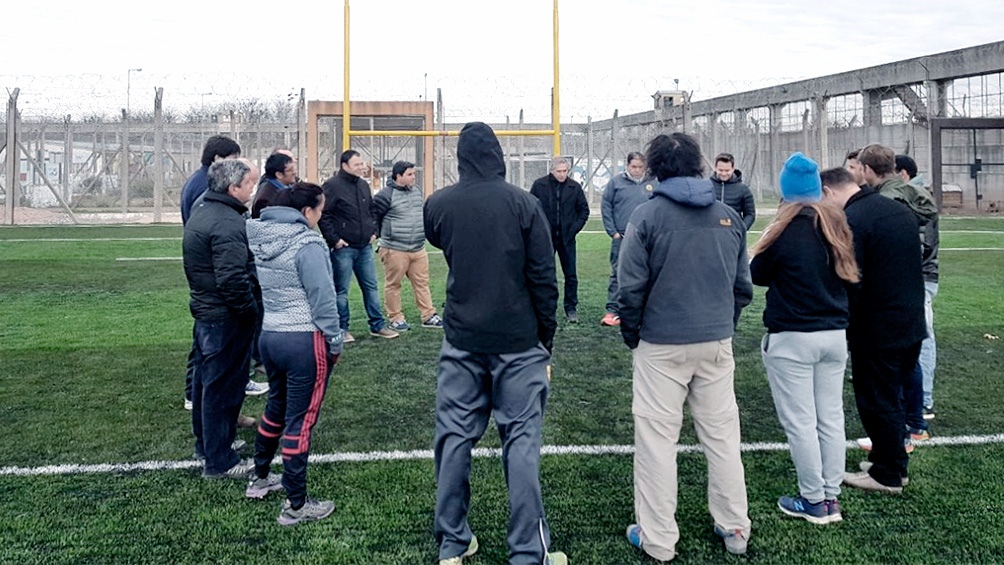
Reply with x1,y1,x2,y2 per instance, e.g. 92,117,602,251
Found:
750,207,849,333
529,174,590,246
843,188,926,351
319,169,376,248
182,190,259,321
424,122,558,354
712,170,756,229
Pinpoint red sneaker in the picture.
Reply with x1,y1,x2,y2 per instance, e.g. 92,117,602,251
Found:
600,312,621,327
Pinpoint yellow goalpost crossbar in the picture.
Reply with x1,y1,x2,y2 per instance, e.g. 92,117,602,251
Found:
341,0,561,155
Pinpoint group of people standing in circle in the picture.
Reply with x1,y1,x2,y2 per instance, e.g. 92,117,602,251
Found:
180,124,938,564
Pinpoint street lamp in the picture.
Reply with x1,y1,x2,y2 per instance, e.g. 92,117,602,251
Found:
127,68,142,117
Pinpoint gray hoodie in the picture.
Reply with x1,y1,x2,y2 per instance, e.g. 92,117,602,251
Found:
246,206,343,352
616,176,752,348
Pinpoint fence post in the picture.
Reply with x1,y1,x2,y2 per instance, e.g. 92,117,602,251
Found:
121,109,129,213
4,89,19,225
63,115,73,202
518,109,525,188
586,116,594,205
769,103,782,190
611,109,619,180
815,96,829,168
297,88,307,176
154,88,164,223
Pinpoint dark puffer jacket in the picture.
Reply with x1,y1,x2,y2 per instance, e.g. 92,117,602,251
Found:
318,169,376,249
711,170,756,229
182,190,259,321
530,173,590,246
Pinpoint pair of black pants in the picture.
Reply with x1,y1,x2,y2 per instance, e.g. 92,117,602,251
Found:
850,342,921,486
254,331,335,508
185,324,196,402
192,316,253,474
554,237,578,314
606,236,622,313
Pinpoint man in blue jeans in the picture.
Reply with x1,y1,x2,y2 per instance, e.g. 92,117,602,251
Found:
319,150,398,342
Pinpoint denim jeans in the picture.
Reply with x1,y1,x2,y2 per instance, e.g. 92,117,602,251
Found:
192,316,253,474
920,282,938,409
330,245,386,332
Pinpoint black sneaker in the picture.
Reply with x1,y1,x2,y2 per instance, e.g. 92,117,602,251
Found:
923,407,936,420
565,309,579,323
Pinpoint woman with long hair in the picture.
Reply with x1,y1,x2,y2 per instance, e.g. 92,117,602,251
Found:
750,153,859,526
244,182,343,525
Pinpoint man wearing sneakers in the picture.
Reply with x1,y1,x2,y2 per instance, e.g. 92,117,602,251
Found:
821,166,926,494
617,133,753,561
183,159,261,479
425,122,567,565
319,150,399,343
530,157,590,323
372,161,443,332
600,151,655,326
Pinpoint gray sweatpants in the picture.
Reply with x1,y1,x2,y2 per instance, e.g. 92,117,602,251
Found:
433,339,553,564
761,330,847,502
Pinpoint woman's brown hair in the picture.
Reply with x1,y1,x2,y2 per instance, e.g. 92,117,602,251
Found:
751,201,860,283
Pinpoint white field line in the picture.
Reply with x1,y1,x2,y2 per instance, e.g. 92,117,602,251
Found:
3,433,1003,478
3,237,181,243
115,257,182,261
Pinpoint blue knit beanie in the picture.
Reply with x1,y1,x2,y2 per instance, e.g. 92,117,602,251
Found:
779,152,821,203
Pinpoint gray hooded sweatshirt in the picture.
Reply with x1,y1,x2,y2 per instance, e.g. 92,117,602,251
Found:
246,206,343,352
616,176,753,348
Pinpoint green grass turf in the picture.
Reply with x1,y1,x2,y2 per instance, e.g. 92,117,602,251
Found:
1,220,1003,563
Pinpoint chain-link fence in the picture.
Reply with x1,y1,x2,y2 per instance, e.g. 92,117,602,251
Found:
4,50,1004,224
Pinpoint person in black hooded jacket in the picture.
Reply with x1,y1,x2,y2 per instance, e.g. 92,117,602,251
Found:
424,122,567,565
712,153,756,229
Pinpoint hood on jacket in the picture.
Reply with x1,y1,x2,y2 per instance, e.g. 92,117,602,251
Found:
714,169,743,184
457,122,506,181
653,176,715,208
246,206,309,262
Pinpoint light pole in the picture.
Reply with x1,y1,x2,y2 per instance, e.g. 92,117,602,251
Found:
199,91,214,118
127,68,142,117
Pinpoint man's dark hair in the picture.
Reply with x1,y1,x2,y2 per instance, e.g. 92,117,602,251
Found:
626,151,645,165
645,133,703,181
392,161,415,181
895,154,918,179
264,153,293,179
845,149,861,161
715,152,735,165
858,144,896,176
820,167,856,188
273,181,324,210
340,149,361,166
200,135,241,168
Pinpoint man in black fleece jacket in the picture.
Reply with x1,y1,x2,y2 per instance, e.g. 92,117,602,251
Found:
319,150,397,341
424,122,566,565
821,167,926,494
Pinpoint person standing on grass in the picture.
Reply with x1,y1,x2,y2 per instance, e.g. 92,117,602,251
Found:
618,133,753,561
245,182,342,525
599,151,655,327
372,160,444,332
424,122,567,565
820,167,926,494
895,154,940,422
180,136,266,419
183,159,261,479
530,156,590,323
319,150,399,343
750,153,858,525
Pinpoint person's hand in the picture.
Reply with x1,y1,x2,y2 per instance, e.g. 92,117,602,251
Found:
370,234,377,244
613,233,622,239
335,239,349,249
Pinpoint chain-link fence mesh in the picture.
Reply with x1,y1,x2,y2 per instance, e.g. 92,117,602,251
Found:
3,64,1004,224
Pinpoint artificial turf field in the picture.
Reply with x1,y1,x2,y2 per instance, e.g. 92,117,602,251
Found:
1,215,1003,564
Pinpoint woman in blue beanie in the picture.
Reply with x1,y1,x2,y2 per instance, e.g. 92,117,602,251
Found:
750,152,859,525
245,182,343,525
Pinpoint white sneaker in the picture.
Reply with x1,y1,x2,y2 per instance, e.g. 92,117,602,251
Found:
245,380,269,396
184,398,193,411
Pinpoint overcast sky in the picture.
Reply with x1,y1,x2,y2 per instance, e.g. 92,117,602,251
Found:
3,0,1004,121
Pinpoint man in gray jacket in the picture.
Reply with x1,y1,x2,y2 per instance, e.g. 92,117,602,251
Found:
618,133,753,561
599,151,655,326
372,161,443,331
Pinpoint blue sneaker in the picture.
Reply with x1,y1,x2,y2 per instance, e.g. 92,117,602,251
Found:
388,319,411,332
626,524,644,550
778,495,830,525
825,499,843,523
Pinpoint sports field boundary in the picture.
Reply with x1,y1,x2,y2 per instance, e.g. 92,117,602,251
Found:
3,433,1002,478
